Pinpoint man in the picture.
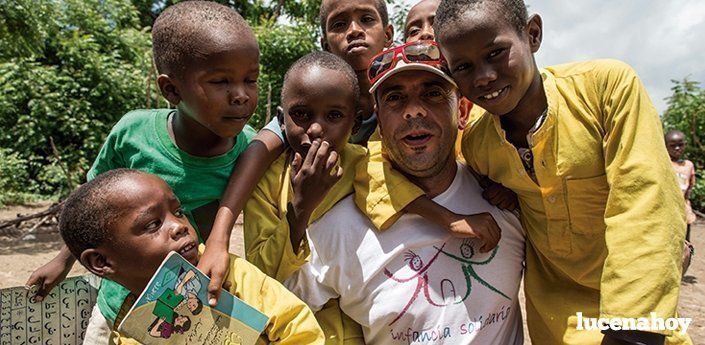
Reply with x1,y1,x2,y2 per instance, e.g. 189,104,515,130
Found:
286,42,526,345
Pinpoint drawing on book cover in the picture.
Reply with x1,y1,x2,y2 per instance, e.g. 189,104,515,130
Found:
118,252,269,345
0,275,100,345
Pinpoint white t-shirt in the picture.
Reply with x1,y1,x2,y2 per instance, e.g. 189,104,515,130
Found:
286,164,526,345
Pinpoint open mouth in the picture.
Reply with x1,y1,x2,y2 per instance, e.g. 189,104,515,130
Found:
480,86,509,101
177,241,198,259
402,131,433,147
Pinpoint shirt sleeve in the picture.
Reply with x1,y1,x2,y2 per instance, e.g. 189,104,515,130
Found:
353,141,425,230
597,60,685,325
228,257,325,345
87,123,126,181
284,247,341,314
243,179,308,283
262,117,286,144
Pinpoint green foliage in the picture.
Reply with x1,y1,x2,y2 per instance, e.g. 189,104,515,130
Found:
251,21,318,129
0,0,156,203
0,148,43,206
662,78,705,211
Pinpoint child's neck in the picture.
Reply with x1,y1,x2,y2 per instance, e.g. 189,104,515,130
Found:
500,69,548,148
171,111,235,157
356,70,375,121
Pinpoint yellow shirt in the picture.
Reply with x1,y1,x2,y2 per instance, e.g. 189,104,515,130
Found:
113,247,325,344
462,60,690,344
243,143,423,344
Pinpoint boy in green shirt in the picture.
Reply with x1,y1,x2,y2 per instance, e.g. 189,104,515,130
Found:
26,0,258,333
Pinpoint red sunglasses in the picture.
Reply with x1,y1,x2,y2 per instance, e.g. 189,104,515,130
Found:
367,40,446,84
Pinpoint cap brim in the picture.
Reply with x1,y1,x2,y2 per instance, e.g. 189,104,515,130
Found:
369,62,457,94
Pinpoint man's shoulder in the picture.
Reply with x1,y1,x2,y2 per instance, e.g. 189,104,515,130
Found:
308,195,371,237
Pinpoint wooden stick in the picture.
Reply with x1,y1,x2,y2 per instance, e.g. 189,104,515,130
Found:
0,203,62,230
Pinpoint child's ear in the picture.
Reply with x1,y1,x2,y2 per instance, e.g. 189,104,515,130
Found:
526,14,543,53
384,24,395,48
457,96,471,131
80,249,115,278
157,74,182,106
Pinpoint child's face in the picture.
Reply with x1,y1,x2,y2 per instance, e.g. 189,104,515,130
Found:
438,11,542,117
666,135,686,160
321,0,393,72
100,174,199,292
404,0,440,43
162,34,260,139
283,67,357,156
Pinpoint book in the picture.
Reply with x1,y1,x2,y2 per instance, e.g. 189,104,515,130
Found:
117,251,269,345
0,275,101,345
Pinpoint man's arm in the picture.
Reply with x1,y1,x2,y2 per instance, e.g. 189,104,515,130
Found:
598,60,684,341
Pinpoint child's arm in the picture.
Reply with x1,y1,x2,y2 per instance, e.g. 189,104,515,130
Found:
199,129,284,306
287,140,343,253
24,246,75,301
686,160,696,200
597,61,683,339
355,141,502,251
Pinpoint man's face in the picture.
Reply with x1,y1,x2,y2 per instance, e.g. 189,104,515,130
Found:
321,0,393,71
282,66,357,156
376,70,458,178
101,174,199,291
404,0,440,43
166,31,260,138
438,10,541,117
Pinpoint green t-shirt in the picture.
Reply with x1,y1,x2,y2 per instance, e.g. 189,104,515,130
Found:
88,109,256,324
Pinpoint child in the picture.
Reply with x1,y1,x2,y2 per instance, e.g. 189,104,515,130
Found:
434,0,690,344
666,130,697,241
27,0,259,335
58,169,325,344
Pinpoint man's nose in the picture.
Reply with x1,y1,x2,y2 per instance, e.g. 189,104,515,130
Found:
403,102,427,120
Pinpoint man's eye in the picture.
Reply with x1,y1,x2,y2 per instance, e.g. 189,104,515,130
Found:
384,94,402,103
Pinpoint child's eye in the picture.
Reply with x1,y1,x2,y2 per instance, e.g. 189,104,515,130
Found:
209,79,228,85
145,219,162,232
361,15,376,23
290,110,309,120
407,28,420,37
453,63,470,74
174,208,185,217
246,78,258,85
328,111,344,120
488,48,505,59
330,20,346,30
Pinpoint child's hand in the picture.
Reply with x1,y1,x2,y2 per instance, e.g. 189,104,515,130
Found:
25,254,73,302
197,244,231,307
448,213,501,252
288,140,343,252
290,140,344,222
481,182,519,211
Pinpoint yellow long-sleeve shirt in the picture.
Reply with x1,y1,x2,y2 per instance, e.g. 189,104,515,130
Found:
113,247,324,344
243,143,423,344
462,60,690,344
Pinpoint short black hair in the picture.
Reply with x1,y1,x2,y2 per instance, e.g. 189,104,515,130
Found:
319,0,389,36
152,1,256,75
59,169,145,261
665,129,686,140
281,51,360,105
435,0,528,39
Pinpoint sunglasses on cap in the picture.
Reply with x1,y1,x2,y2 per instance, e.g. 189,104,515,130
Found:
367,40,446,85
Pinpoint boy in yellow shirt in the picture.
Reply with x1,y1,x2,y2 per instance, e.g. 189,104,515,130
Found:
58,169,324,344
434,0,690,344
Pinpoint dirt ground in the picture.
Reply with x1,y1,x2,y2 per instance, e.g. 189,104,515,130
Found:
0,203,702,343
